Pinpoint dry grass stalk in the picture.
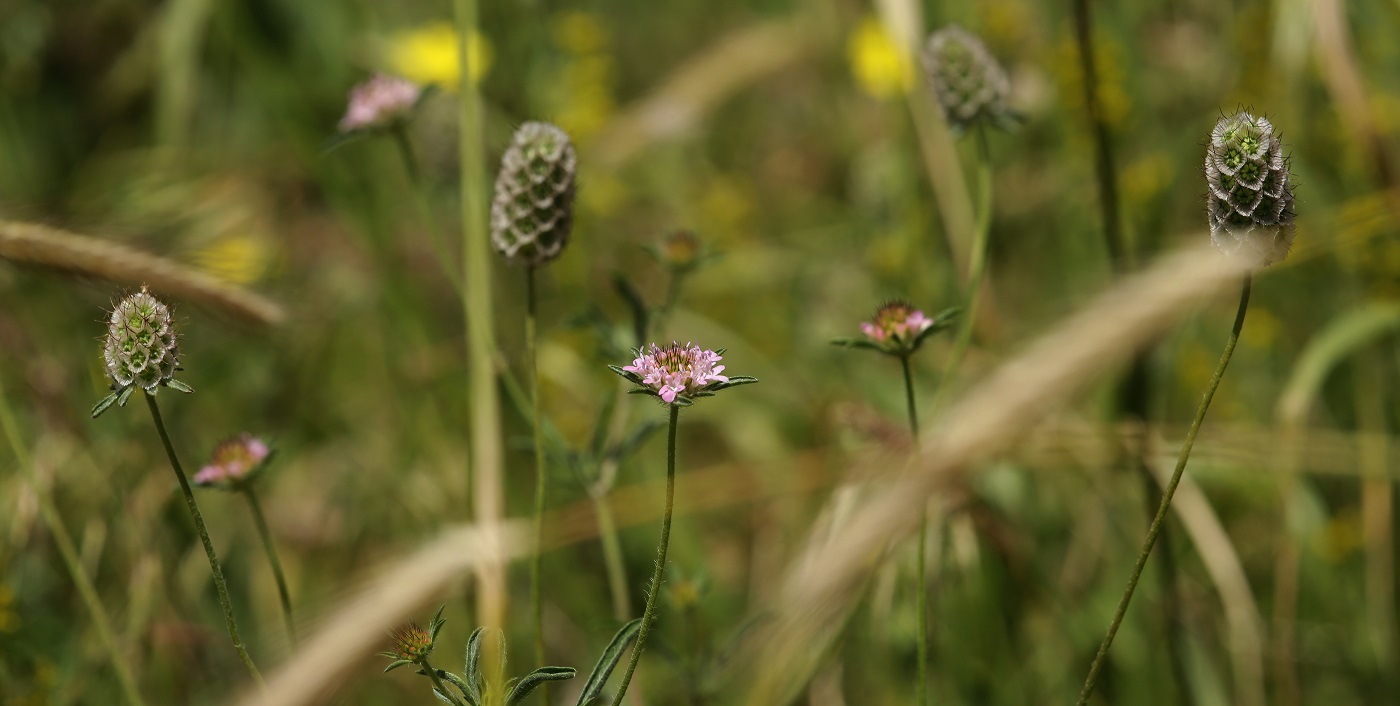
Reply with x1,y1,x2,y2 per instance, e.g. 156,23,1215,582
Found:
740,241,1256,704
0,220,285,327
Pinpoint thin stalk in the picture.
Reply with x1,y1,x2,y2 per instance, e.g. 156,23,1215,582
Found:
453,0,505,697
143,393,264,687
609,404,680,706
594,496,633,620
527,266,548,675
242,485,296,649
421,657,467,706
901,355,928,705
932,125,993,413
0,379,147,706
391,123,463,293
1077,276,1252,705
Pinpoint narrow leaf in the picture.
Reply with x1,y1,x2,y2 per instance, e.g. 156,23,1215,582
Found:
575,618,643,706
117,385,136,406
166,379,195,394
382,659,415,673
505,667,576,705
90,392,119,419
463,627,487,705
611,273,649,347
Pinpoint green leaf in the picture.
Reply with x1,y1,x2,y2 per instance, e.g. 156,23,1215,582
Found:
90,392,120,419
116,385,136,407
382,659,415,673
830,337,887,352
432,687,460,706
575,618,643,706
463,627,487,705
612,273,649,348
166,379,194,394
625,388,656,397
609,420,663,463
714,348,727,356
607,365,643,385
505,667,576,705
440,671,475,706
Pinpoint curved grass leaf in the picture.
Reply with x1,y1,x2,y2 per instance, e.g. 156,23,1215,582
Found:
505,666,577,705
576,618,643,706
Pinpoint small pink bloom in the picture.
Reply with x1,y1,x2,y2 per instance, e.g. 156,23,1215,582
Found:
623,342,729,404
861,300,933,348
338,74,421,132
194,433,270,486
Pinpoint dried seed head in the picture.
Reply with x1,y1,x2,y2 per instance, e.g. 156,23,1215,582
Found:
490,121,577,267
922,25,1011,131
1205,111,1296,266
103,287,180,392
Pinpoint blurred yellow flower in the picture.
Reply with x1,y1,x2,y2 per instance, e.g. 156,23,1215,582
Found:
1121,152,1173,207
550,12,616,142
191,233,275,285
1053,34,1129,127
847,17,913,99
387,22,492,89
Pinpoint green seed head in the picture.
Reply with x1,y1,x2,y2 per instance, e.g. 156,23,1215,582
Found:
921,25,1011,131
103,287,180,392
1205,111,1296,266
490,121,577,267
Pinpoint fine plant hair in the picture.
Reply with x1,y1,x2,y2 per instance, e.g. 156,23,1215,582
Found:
0,220,285,327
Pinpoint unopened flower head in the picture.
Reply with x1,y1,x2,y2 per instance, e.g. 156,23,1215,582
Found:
104,286,181,392
921,25,1011,131
1205,111,1296,267
387,623,434,662
655,229,703,272
861,300,933,346
490,121,578,267
338,74,421,133
193,433,270,487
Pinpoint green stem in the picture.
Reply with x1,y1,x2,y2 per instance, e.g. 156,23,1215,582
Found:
0,380,147,706
527,266,548,676
391,123,463,293
901,356,929,705
1076,276,1252,705
594,495,633,621
144,393,264,687
933,124,994,413
242,485,296,649
609,404,680,706
420,657,467,706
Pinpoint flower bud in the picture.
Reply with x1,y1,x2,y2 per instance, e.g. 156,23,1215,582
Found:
490,122,577,267
921,25,1011,131
338,74,422,133
1205,111,1296,266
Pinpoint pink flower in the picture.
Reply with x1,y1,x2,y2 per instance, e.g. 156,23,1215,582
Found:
194,433,271,487
622,342,729,404
338,74,421,132
861,300,933,345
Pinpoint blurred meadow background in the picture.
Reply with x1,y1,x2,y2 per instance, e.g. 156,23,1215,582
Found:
4,0,1400,704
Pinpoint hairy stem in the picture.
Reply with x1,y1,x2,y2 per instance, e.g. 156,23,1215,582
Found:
609,404,680,706
0,379,147,706
420,657,467,706
527,266,549,678
1077,276,1252,705
144,393,264,687
901,355,929,705
242,485,296,649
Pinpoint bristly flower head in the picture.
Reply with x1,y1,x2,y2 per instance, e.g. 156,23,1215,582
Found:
380,605,446,671
610,342,757,406
193,433,271,489
922,25,1012,132
93,286,193,417
490,121,578,267
338,74,422,133
652,229,705,273
833,300,958,357
1205,110,1296,266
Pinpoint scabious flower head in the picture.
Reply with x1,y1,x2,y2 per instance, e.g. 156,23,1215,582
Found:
338,74,422,133
387,623,434,662
611,342,755,406
490,121,578,267
861,300,933,345
1205,110,1296,267
921,25,1011,131
104,286,181,393
193,433,271,488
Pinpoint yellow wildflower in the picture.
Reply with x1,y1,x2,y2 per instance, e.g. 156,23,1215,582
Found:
191,233,275,285
387,22,493,89
847,17,913,99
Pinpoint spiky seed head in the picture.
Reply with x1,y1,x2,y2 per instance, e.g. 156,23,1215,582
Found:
1205,111,1296,266
103,287,180,392
490,121,577,267
921,25,1011,131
